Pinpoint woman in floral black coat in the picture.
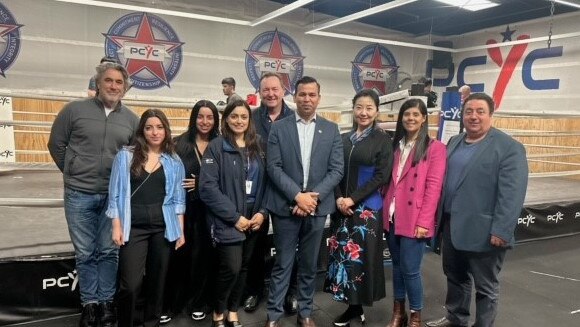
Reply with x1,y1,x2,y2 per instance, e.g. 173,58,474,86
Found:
324,89,393,326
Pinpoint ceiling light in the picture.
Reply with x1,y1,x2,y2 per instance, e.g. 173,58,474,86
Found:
435,0,499,12
307,0,418,33
553,0,580,9
54,0,250,25
250,0,316,26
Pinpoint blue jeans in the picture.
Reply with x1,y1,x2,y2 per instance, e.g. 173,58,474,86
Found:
64,187,118,305
387,224,427,311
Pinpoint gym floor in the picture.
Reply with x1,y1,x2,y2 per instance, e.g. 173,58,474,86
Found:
16,234,580,327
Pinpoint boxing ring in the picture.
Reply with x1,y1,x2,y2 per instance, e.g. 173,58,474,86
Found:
2,105,580,325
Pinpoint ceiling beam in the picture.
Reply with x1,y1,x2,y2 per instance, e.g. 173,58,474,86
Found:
553,0,580,9
250,0,316,26
308,30,580,53
306,0,418,33
54,0,251,25
308,30,457,52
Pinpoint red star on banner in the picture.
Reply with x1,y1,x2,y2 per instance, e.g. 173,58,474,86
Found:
104,13,183,86
0,23,21,39
0,22,23,77
245,29,305,94
352,45,398,95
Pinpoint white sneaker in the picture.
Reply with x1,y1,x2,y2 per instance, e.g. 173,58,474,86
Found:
160,315,172,324
191,312,206,321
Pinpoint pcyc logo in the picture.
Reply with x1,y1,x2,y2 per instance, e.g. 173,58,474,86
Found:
517,214,535,227
546,212,564,223
42,269,78,291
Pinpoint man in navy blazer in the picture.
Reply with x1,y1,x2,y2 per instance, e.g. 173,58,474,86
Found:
426,93,528,327
264,76,344,327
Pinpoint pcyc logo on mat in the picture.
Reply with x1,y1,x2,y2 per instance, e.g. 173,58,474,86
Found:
42,270,78,291
517,214,535,227
546,211,564,224
575,211,580,219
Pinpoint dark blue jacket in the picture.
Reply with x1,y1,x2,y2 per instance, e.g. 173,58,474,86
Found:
199,136,268,244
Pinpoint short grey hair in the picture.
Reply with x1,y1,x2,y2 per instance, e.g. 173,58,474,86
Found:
95,62,131,93
459,85,471,93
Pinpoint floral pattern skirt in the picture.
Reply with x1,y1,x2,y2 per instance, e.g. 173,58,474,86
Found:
324,205,386,305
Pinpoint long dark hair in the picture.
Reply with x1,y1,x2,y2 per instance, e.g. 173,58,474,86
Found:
131,109,175,175
392,98,431,165
221,100,261,159
352,89,380,130
175,100,220,156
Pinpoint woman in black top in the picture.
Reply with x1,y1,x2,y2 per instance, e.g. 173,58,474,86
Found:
161,100,220,323
325,89,393,326
199,100,268,327
108,109,186,327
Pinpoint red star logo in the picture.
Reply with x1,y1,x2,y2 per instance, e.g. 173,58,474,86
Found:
352,44,398,95
0,23,21,39
104,13,183,87
0,22,23,77
245,29,305,94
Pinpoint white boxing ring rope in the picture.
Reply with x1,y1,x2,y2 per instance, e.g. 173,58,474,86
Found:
2,112,580,211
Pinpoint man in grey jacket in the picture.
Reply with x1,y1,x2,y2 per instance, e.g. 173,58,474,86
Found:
426,93,528,327
48,62,139,327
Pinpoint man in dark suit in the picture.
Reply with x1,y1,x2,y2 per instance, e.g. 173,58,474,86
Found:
243,72,298,314
264,76,344,327
426,93,528,327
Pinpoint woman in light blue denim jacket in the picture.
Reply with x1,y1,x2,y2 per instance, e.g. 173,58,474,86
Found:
107,109,186,327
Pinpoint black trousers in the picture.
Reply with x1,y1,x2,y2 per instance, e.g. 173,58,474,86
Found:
118,205,172,327
163,202,212,315
213,206,257,314
244,223,268,297
214,234,259,314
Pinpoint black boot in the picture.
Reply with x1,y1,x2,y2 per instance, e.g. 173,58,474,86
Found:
333,305,365,327
79,303,98,327
100,301,116,327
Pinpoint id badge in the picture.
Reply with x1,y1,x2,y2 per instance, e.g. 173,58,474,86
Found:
246,180,253,195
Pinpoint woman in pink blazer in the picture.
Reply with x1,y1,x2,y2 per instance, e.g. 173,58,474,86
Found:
382,98,446,327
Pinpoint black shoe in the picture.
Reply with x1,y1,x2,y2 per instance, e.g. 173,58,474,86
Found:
333,305,365,326
79,303,98,327
283,294,298,314
225,319,244,327
425,317,466,327
212,319,226,327
243,295,260,312
99,301,116,327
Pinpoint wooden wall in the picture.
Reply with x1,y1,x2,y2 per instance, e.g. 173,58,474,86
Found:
10,97,580,177
11,98,191,163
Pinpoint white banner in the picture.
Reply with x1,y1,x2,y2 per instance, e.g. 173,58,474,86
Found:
0,96,16,162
